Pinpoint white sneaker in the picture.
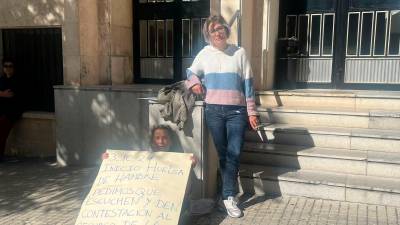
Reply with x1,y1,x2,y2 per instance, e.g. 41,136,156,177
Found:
223,196,242,218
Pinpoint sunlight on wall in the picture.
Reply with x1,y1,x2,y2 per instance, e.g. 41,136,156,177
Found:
91,94,115,125
1,0,64,27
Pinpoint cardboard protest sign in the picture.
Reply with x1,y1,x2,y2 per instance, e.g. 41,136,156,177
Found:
75,150,193,225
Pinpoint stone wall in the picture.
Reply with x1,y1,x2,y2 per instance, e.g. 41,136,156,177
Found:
0,0,133,86
5,113,56,158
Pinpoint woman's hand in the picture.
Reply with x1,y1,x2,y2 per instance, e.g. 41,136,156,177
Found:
190,155,197,167
102,152,109,160
249,115,259,130
190,84,203,95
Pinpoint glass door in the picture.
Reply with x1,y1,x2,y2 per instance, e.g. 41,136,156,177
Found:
277,0,337,89
133,0,209,84
342,0,400,89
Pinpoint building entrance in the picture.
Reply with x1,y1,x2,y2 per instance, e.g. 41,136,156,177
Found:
277,0,400,90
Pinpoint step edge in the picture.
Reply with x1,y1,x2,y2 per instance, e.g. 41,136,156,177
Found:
240,164,400,194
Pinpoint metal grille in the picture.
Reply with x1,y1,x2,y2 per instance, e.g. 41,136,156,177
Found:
289,58,333,83
345,58,400,83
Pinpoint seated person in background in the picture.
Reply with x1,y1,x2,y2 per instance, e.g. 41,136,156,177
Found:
0,58,22,162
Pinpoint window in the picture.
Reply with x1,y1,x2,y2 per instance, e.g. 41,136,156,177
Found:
284,12,335,57
359,12,374,56
310,14,322,56
373,11,388,56
298,15,309,56
322,14,335,56
134,0,209,83
139,19,174,79
347,12,360,56
286,15,297,38
388,10,400,55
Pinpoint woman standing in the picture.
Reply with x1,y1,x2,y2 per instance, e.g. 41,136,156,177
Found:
186,15,259,218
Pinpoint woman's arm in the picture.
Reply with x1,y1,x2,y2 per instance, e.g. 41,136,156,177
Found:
241,48,259,130
186,50,205,93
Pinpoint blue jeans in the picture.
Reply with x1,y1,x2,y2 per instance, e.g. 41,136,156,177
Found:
205,104,248,199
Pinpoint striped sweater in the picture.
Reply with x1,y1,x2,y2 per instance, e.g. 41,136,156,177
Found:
186,44,258,116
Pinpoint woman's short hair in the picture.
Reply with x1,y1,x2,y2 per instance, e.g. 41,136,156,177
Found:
202,15,231,43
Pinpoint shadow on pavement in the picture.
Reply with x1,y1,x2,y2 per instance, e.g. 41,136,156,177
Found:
0,158,99,223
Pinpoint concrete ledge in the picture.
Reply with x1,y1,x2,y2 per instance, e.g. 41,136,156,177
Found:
242,143,400,177
22,111,55,120
257,90,400,110
240,164,400,206
245,124,400,152
5,111,56,158
258,106,400,129
257,89,400,99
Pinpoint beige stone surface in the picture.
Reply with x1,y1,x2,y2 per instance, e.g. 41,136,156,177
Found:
98,55,112,84
242,152,367,175
80,55,100,85
0,0,64,27
111,0,132,27
64,0,79,23
369,117,400,130
258,95,357,109
62,22,81,56
356,98,400,111
266,112,370,128
367,162,400,179
346,188,400,207
350,137,400,152
63,55,81,85
111,56,131,85
79,22,100,57
111,26,133,56
6,117,56,157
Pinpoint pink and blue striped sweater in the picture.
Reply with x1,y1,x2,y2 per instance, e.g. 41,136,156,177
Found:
186,44,258,116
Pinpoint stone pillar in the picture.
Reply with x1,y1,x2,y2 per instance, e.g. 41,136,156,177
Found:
78,0,111,85
241,0,279,90
260,0,279,90
64,0,133,86
64,0,82,85
110,0,133,84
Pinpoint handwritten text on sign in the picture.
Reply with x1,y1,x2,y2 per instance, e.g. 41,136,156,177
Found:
75,150,192,225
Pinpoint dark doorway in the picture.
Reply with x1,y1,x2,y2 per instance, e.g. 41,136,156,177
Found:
2,28,63,112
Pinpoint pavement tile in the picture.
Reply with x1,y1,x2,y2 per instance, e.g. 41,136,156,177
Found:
2,160,400,225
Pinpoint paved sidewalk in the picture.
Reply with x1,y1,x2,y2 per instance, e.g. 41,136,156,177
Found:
1,159,400,225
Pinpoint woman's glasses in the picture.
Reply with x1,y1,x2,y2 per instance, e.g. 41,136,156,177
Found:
209,26,226,34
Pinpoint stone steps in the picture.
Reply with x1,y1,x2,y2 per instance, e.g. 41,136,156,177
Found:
257,89,400,111
241,90,400,206
241,143,400,178
239,164,400,207
258,106,400,130
245,123,400,153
